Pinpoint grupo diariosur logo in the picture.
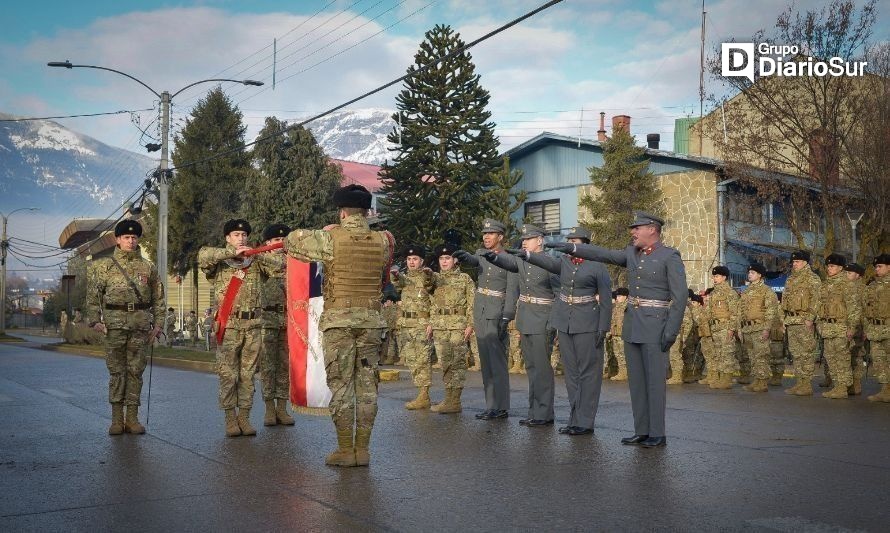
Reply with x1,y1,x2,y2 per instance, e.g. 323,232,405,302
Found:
721,42,868,83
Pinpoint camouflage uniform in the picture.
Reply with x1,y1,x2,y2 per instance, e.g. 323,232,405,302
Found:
682,305,703,381
201,312,214,352
667,304,694,384
429,266,475,408
259,254,290,405
184,313,199,346
768,312,787,385
864,270,890,402
394,270,433,389
508,319,524,374
782,263,822,393
816,269,861,397
467,332,480,370
379,301,399,364
739,279,780,390
848,276,867,392
164,309,177,345
708,280,740,388
694,303,716,384
609,299,628,381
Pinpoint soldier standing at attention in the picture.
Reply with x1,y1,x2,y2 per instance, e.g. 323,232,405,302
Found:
201,308,214,351
844,263,867,395
184,310,199,347
198,219,281,438
667,294,694,386
546,211,686,448
707,266,739,390
426,244,475,413
379,290,400,365
392,245,434,410
483,224,559,427
258,224,295,427
86,220,163,435
782,250,822,396
695,288,716,385
164,307,177,345
816,254,862,399
865,254,890,402
738,263,780,393
509,226,612,435
454,220,518,421
284,184,393,467
608,288,630,381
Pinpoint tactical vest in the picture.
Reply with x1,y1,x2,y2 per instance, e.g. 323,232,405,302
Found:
864,282,889,319
820,285,846,320
744,291,765,321
783,275,812,312
711,298,730,320
324,227,387,310
697,314,712,337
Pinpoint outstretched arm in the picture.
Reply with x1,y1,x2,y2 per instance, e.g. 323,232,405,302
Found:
523,251,561,275
482,250,519,273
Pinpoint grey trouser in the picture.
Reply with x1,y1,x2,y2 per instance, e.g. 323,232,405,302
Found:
625,342,669,438
521,331,555,420
477,318,510,411
559,331,603,429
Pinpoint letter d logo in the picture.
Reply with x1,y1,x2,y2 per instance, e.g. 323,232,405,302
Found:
722,43,755,83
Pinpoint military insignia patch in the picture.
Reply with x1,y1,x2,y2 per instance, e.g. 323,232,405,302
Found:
138,274,149,285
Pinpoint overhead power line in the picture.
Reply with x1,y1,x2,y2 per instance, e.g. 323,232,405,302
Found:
0,108,154,122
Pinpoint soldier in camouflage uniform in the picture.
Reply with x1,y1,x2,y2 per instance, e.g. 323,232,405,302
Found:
684,294,704,382
708,266,740,390
198,219,283,438
392,245,434,410
667,295,694,385
844,263,867,395
467,333,481,371
782,250,822,396
379,291,400,365
164,307,177,346
738,263,780,392
426,244,475,413
86,220,163,435
865,254,890,402
695,288,716,385
184,310,199,346
201,308,214,352
816,254,862,399
258,224,295,427
285,184,392,467
608,288,629,381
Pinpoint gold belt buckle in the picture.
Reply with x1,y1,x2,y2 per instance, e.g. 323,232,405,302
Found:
632,297,640,309
127,302,135,312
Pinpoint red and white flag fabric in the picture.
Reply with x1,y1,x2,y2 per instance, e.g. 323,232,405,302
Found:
287,258,331,411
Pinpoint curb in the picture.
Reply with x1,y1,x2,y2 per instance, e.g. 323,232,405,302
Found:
37,344,216,374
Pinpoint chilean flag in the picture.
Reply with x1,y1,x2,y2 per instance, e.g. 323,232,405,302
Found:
287,258,331,411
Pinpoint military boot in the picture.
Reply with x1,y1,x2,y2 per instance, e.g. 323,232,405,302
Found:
867,384,890,403
124,405,146,434
275,399,295,425
792,380,813,396
109,404,125,435
405,386,430,410
784,379,803,395
326,428,357,467
666,369,684,385
822,384,848,399
354,426,372,467
743,378,769,393
432,388,463,414
611,368,628,381
224,409,241,437
736,374,752,385
263,399,278,426
768,370,784,387
509,360,522,374
698,369,716,385
818,374,833,388
710,372,733,390
237,408,257,436
848,376,862,396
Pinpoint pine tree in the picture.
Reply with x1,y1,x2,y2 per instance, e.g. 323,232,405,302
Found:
379,24,501,250
245,117,343,231
482,157,527,246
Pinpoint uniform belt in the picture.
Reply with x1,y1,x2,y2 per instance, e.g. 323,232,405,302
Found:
869,318,886,325
519,294,553,305
820,318,839,324
232,311,258,320
629,296,671,308
784,310,804,317
559,294,597,304
401,311,429,319
741,319,763,327
263,305,284,312
105,303,151,311
477,287,506,298
434,309,464,316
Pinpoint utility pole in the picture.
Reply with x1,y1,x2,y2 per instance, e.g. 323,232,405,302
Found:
158,90,171,304
1,208,39,335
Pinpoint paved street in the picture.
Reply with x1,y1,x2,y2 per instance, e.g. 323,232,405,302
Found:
1,339,888,532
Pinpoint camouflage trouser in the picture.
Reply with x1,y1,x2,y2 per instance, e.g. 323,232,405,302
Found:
850,338,865,380
104,328,150,405
398,327,431,387
432,329,468,389
700,336,714,374
735,340,751,379
668,338,684,379
188,329,198,346
260,327,289,400
550,337,562,372
379,327,398,363
868,338,890,384
323,326,382,432
712,328,739,374
611,337,626,372
467,334,479,368
742,330,771,380
509,326,523,369
770,341,786,375
822,336,852,387
216,326,262,410
787,324,818,380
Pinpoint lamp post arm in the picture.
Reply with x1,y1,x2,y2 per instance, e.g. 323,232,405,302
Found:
57,64,161,99
170,79,262,99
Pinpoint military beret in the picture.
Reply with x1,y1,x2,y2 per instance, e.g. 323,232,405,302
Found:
825,253,847,267
115,219,142,237
791,249,811,262
333,184,372,209
704,287,714,295
712,265,730,277
748,263,767,276
434,243,457,258
845,263,865,276
223,219,251,236
401,244,425,258
481,218,506,234
691,294,704,305
615,287,629,296
629,210,664,228
262,223,291,241
565,226,591,242
520,224,544,239
873,254,890,267
687,288,695,298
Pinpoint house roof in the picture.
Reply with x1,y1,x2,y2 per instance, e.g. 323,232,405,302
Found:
58,218,117,249
332,159,383,192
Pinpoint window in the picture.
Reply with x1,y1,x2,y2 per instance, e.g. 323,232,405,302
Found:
726,195,764,225
525,199,561,234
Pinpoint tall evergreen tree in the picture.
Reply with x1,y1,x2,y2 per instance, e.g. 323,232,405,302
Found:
245,117,343,231
482,157,527,246
379,24,501,250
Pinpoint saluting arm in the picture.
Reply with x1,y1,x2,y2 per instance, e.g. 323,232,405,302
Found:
482,251,520,273
523,251,561,275
570,243,627,267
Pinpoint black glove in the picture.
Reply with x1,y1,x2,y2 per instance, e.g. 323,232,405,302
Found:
480,251,498,264
595,331,606,349
544,242,574,254
660,336,676,353
453,249,479,266
505,248,529,260
498,318,510,338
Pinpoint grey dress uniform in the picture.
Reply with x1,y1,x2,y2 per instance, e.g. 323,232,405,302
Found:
555,213,686,440
522,228,612,430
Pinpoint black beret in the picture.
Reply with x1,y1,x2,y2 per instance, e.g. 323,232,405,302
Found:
845,263,865,276
825,253,847,267
262,223,291,241
791,249,811,262
434,243,457,258
873,253,890,267
691,294,704,305
704,287,714,295
401,244,425,258
687,288,695,298
748,263,766,276
223,219,251,236
333,184,372,209
712,266,730,277
615,287,629,296
115,219,142,237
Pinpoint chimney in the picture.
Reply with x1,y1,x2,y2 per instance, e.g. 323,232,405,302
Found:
646,133,660,150
597,112,606,142
612,114,631,134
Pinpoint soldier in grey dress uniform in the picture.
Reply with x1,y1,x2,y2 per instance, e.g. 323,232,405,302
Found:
546,211,686,447
508,226,612,435
483,223,560,426
454,219,518,420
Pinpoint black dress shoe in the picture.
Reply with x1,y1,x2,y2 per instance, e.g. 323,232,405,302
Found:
558,426,572,434
486,409,508,419
520,419,554,427
621,434,649,445
640,436,667,448
567,426,593,436
475,410,494,419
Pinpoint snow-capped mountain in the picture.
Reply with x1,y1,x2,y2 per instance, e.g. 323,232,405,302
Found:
306,108,396,165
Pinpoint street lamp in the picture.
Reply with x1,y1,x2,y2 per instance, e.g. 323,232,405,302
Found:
846,209,865,262
48,60,263,309
1,207,40,335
